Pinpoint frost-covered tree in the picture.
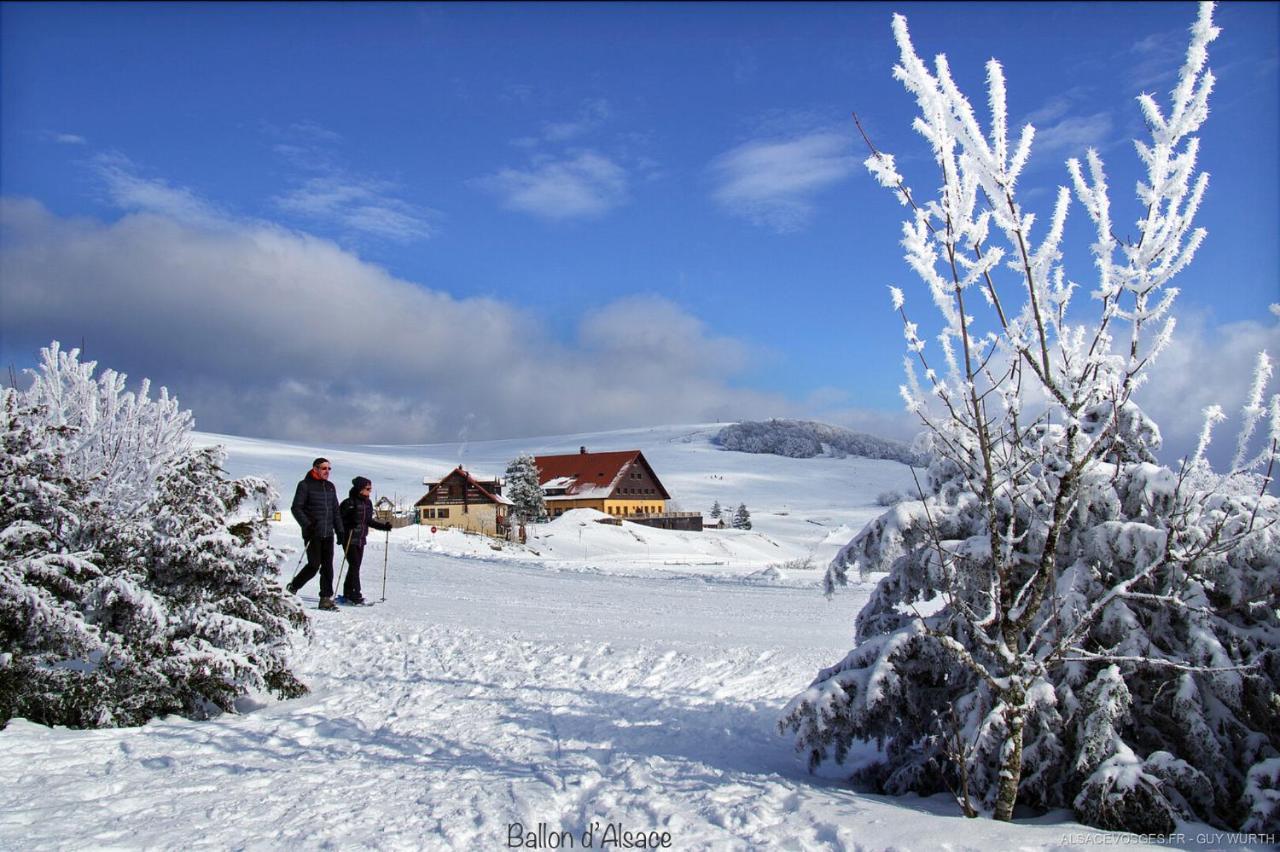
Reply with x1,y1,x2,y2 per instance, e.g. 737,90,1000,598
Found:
504,453,548,523
710,500,722,520
732,503,752,530
0,343,310,729
0,390,111,726
22,341,193,519
782,4,1279,835
141,446,309,713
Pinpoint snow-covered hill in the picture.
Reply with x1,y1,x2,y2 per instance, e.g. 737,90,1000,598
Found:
3,425,1243,849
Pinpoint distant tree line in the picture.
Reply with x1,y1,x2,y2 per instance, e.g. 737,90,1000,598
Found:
714,420,926,466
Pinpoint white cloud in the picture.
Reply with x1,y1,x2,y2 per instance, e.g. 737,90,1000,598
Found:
93,153,228,227
1030,112,1114,160
273,176,437,242
540,98,611,143
50,132,87,145
710,131,857,233
1127,27,1184,91
579,295,750,376
474,151,630,221
1133,310,1280,469
289,120,343,143
0,197,791,443
266,122,437,242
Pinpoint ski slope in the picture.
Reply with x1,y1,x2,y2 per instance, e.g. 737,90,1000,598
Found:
1,425,1252,850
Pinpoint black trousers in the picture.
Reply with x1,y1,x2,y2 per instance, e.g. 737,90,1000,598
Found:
291,536,336,598
343,545,367,599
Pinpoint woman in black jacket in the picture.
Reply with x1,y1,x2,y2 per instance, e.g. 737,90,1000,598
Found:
339,476,392,605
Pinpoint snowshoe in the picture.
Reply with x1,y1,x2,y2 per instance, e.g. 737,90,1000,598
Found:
318,597,339,611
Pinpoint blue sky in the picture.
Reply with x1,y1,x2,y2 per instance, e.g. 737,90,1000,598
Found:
1,2,1277,460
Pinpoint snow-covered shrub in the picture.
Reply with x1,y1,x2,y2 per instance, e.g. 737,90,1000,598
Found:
782,3,1279,834
716,419,926,466
0,343,309,729
875,489,909,507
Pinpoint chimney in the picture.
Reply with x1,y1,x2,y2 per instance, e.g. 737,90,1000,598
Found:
580,446,587,454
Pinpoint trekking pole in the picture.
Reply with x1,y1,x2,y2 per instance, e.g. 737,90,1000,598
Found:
380,527,390,601
287,535,310,589
334,530,354,597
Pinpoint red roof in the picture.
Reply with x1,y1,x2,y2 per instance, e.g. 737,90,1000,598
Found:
531,449,670,500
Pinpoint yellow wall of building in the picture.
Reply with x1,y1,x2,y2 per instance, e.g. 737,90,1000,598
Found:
546,499,667,518
418,503,506,536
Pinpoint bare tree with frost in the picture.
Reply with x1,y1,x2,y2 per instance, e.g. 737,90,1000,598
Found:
782,3,1279,834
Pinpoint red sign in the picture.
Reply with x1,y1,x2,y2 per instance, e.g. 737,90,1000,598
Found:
431,526,437,534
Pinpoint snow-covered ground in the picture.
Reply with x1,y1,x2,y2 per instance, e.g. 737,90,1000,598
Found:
1,425,1262,850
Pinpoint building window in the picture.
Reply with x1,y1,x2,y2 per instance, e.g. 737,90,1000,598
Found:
438,508,450,519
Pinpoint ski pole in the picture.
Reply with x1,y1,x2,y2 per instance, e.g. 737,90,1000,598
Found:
288,536,310,588
334,529,354,597
380,527,390,601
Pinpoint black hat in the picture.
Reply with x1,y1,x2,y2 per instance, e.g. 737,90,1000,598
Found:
351,476,372,491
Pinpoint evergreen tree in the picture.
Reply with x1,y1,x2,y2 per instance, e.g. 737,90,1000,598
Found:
783,4,1280,834
0,343,310,729
0,390,112,727
142,446,309,713
731,503,752,530
503,453,547,523
710,500,722,519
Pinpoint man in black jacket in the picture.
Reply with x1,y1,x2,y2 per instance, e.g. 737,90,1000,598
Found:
339,476,393,605
288,457,345,611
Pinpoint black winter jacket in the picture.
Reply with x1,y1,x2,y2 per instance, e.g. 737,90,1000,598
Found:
292,473,344,542
340,493,392,548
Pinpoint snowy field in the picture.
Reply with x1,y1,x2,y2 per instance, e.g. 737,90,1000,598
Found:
1,425,1262,850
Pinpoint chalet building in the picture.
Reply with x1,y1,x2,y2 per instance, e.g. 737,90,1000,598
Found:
533,447,702,532
415,466,512,537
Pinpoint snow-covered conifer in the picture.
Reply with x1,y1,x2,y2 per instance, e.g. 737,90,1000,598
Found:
731,503,752,530
710,500,722,519
504,454,548,523
24,342,193,518
140,446,309,714
0,389,111,726
783,3,1279,834
0,344,310,729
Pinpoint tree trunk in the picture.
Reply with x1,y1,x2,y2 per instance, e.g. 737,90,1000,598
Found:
993,705,1025,821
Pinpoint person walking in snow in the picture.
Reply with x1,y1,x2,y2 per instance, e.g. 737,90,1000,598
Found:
338,476,392,605
288,457,345,611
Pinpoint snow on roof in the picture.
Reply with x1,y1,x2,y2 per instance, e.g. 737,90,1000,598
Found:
541,475,577,492
416,465,511,506
545,485,613,501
